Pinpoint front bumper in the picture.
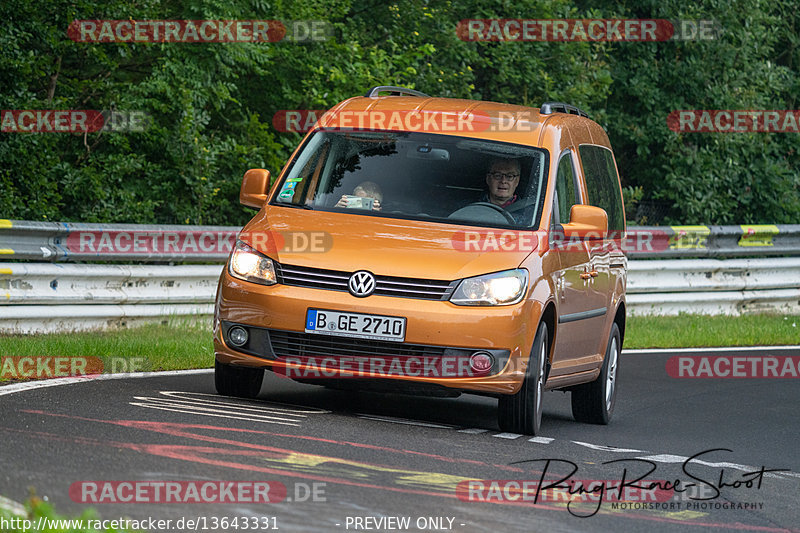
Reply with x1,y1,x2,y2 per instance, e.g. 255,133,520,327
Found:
214,269,542,395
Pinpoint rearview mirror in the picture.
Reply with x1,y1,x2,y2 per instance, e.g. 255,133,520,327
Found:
408,145,450,161
240,169,271,209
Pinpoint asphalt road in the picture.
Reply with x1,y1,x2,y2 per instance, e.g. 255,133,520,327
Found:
1,347,798,533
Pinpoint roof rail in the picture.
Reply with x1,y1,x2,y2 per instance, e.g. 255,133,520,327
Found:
364,86,429,98
540,102,589,118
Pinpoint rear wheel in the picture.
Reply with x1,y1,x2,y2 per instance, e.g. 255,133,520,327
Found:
215,360,264,399
571,322,620,424
497,322,548,435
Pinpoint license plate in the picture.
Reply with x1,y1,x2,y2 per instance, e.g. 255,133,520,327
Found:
305,309,406,342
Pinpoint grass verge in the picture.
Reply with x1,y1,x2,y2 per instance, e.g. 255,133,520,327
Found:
0,318,212,382
624,313,799,348
0,314,798,382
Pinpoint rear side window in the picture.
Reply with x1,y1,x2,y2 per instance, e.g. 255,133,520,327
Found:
578,145,624,231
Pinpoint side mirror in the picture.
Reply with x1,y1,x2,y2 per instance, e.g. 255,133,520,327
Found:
561,205,608,239
240,169,271,209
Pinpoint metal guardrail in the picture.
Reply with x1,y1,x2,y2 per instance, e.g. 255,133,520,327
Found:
627,258,800,316
0,263,220,334
2,219,800,261
2,258,799,333
627,224,800,258
2,302,214,335
0,219,236,262
2,220,800,333
0,263,222,305
627,257,800,292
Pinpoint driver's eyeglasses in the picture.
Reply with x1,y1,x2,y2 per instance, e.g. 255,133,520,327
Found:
488,171,520,182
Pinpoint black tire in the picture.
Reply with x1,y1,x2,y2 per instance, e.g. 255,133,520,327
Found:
571,322,620,424
497,322,548,435
215,360,264,399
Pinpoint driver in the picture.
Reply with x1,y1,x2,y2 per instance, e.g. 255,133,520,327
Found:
481,158,535,225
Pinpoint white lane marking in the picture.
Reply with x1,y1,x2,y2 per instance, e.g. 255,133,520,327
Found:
131,391,329,426
132,398,305,424
637,453,710,464
156,391,330,414
0,369,211,397
623,345,800,355
571,441,645,453
458,428,489,434
355,414,457,429
493,432,523,440
635,454,795,479
455,432,799,480
128,403,302,426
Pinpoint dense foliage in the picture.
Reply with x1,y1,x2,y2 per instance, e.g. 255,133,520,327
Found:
1,0,798,225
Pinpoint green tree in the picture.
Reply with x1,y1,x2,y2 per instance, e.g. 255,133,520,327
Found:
1,0,797,226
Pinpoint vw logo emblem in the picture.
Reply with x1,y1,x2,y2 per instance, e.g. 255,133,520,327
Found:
348,271,376,297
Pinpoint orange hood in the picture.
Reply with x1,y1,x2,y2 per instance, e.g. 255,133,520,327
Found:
238,206,544,281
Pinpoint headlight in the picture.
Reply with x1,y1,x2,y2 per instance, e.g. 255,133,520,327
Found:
450,269,528,306
229,240,277,285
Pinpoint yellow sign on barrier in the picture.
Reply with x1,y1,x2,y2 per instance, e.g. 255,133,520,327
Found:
738,225,779,247
669,225,711,249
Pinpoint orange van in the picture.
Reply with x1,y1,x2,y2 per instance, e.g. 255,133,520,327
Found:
213,86,627,435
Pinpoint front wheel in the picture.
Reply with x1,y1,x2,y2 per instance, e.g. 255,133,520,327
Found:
571,322,620,424
497,322,548,435
215,360,264,399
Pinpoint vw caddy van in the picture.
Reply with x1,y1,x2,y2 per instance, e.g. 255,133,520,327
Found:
213,86,627,435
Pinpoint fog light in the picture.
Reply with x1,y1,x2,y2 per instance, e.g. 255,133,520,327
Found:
228,326,248,347
470,351,494,373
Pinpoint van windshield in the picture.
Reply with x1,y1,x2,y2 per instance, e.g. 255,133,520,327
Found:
271,130,549,230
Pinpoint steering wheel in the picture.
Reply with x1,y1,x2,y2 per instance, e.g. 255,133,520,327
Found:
505,197,537,213
456,202,516,224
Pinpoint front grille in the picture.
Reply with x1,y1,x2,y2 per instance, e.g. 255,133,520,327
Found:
275,263,456,300
268,330,446,359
